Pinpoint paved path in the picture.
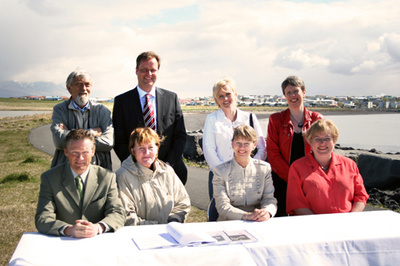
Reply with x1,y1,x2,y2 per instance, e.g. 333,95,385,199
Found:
29,124,210,210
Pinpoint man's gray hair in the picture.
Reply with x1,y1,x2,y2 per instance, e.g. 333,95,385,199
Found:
66,68,92,87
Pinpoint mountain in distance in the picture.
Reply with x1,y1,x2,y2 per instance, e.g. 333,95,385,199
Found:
0,81,67,98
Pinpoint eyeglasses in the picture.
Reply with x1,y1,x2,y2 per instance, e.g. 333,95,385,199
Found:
73,82,92,88
139,68,157,74
313,137,332,143
285,90,300,96
70,151,91,158
233,141,253,148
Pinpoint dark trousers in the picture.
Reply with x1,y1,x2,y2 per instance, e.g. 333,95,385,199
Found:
272,172,288,217
208,171,214,200
172,159,188,185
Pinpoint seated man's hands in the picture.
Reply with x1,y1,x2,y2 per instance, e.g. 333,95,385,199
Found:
64,220,100,238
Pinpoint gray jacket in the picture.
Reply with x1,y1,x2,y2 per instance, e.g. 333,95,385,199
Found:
116,156,191,225
213,158,277,221
50,98,114,170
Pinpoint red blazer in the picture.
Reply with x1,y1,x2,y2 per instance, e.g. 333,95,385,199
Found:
266,108,323,182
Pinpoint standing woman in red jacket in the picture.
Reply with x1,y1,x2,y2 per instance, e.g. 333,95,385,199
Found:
266,76,323,216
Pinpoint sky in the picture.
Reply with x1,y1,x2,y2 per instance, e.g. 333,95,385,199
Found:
1,0,399,99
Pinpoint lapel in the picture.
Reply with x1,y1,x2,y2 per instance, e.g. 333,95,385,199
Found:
131,88,146,126
62,162,80,207
82,165,99,212
155,87,164,133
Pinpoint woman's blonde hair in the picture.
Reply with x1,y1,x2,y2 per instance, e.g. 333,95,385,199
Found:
212,77,238,108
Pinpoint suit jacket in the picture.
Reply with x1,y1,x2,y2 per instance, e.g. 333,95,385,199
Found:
35,162,125,236
113,87,187,183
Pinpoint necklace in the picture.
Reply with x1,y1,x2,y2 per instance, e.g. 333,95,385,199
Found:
321,165,329,171
290,114,304,128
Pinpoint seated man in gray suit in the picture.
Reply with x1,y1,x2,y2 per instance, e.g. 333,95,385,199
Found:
35,129,125,238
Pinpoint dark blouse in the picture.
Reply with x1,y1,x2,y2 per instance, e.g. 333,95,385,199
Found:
290,132,305,165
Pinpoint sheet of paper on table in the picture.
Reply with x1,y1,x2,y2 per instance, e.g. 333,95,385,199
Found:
132,222,258,250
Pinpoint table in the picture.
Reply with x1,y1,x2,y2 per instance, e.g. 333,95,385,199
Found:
10,211,400,265
243,210,400,265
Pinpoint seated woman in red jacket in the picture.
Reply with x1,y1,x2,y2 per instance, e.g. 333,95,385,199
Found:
286,119,369,215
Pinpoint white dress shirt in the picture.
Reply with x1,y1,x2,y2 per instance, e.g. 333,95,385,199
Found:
137,86,157,124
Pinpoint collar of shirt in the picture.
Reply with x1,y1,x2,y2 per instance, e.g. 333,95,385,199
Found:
137,86,157,115
70,167,90,184
72,100,90,114
216,108,248,127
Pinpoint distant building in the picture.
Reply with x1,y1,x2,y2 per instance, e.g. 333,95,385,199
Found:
25,96,45,100
45,96,62,101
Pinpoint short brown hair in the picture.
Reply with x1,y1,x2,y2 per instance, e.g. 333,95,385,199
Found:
129,127,164,161
281,75,306,95
232,124,257,143
136,51,161,70
65,129,95,150
305,119,339,144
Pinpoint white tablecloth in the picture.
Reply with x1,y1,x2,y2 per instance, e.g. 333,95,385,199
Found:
243,210,400,265
9,211,400,265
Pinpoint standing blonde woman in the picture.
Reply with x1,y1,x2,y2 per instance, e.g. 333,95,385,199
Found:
203,77,266,199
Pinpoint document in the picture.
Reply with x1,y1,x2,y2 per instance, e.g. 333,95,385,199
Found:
132,222,258,250
167,222,218,245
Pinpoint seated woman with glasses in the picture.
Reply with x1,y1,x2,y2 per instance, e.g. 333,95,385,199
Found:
286,119,369,215
213,124,277,221
116,127,191,225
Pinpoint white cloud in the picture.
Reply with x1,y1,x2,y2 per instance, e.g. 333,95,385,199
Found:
274,48,330,70
0,0,399,98
380,33,400,62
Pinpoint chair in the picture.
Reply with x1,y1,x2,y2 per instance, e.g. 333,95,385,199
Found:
207,197,219,222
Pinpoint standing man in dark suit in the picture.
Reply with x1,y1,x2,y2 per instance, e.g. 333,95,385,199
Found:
35,129,125,238
113,51,188,184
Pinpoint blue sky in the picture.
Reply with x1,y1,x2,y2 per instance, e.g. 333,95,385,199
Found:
1,0,399,98
134,5,200,28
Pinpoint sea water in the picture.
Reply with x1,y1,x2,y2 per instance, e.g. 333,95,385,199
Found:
259,113,400,153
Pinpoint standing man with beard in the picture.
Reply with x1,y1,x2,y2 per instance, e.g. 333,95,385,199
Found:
50,68,114,170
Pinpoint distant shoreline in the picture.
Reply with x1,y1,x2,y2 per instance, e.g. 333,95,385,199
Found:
183,108,399,130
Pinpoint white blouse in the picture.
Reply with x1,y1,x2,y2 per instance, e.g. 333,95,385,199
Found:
202,108,266,170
